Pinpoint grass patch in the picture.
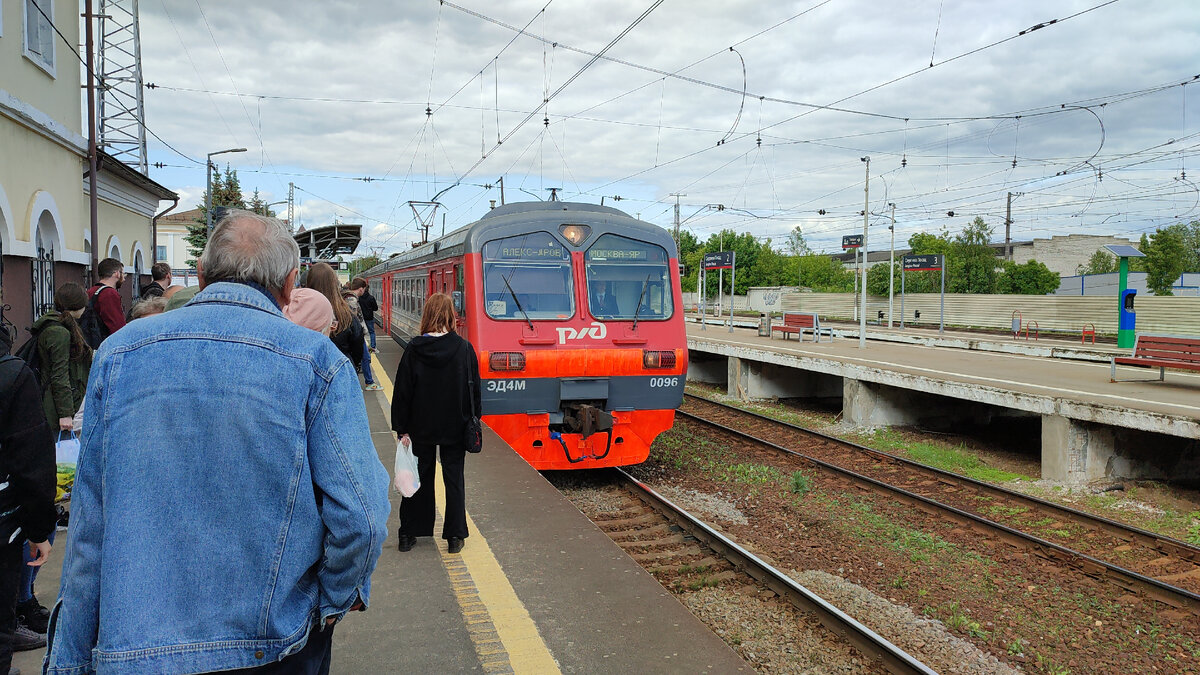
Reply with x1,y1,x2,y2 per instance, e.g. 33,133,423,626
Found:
714,462,782,485
824,495,987,567
982,504,1030,518
863,429,1031,483
789,470,812,496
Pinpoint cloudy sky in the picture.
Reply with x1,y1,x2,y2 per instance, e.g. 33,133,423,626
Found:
134,0,1200,256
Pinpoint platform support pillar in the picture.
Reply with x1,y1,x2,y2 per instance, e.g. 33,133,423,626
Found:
1041,415,1116,483
842,377,918,429
727,357,841,402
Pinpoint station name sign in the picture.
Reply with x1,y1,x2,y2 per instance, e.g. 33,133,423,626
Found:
703,251,734,270
841,234,863,249
902,254,944,272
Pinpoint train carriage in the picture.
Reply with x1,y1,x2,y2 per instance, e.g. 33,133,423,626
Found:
364,201,687,470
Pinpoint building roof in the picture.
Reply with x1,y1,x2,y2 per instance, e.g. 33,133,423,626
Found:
295,223,361,259
85,150,179,201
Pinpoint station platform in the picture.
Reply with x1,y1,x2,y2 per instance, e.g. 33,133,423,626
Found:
687,322,1200,483
16,339,747,674
688,313,1124,363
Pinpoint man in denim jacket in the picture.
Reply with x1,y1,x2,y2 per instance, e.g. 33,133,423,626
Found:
45,210,391,674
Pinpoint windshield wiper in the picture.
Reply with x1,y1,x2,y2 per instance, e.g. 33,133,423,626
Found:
502,273,535,332
632,274,651,331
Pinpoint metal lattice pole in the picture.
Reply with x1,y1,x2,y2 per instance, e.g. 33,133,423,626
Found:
98,0,148,173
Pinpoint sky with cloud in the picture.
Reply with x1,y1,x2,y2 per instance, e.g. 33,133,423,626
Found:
134,0,1200,256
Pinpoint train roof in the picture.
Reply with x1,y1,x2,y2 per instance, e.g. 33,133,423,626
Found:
363,201,677,277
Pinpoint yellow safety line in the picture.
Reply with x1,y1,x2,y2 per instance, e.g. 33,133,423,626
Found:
370,358,561,674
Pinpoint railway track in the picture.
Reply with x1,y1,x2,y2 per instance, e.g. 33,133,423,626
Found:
680,392,1200,616
598,468,936,675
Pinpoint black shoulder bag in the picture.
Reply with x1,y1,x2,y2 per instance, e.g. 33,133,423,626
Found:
463,344,482,453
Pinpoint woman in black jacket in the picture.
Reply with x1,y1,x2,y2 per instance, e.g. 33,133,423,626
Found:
392,293,481,554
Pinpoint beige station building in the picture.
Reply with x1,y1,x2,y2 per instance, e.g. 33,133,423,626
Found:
1,0,176,340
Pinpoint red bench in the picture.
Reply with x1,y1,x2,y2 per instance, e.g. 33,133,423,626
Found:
772,312,833,342
1110,334,1200,382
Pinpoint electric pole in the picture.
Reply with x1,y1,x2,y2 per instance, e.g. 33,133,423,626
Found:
860,156,870,349
287,182,295,232
670,192,685,249
1005,192,1013,261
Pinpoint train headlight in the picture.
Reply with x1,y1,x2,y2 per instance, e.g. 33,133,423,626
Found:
559,224,591,246
642,350,676,369
489,351,526,371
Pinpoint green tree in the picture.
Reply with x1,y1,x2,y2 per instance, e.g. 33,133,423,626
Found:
1158,221,1200,273
348,254,382,279
1076,249,1117,275
785,226,811,255
865,261,899,296
246,189,276,217
185,166,247,266
796,254,854,292
997,259,1060,294
1143,227,1188,295
948,217,999,294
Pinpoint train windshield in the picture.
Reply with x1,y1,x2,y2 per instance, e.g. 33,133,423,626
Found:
482,233,575,320
585,234,673,321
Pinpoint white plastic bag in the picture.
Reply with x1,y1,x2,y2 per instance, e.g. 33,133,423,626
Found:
393,436,420,498
55,431,81,466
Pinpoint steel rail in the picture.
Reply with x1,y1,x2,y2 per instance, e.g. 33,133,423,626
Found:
676,402,1200,616
684,393,1200,564
614,468,937,675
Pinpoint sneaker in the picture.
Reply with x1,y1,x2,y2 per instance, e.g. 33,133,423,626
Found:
12,624,45,651
447,537,464,554
16,598,49,634
369,347,378,353
365,383,383,391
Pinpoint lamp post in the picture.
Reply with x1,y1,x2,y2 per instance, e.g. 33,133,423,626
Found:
265,200,288,217
205,148,247,234
888,202,896,329
859,156,869,349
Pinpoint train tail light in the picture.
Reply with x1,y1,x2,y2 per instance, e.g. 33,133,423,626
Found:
489,352,526,371
643,350,676,369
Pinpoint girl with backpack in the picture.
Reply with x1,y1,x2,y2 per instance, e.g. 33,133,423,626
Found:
33,283,93,432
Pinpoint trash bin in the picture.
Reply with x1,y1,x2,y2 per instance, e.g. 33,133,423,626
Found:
758,313,772,337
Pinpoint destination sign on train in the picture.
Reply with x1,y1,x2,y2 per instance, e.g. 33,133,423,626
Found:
841,234,863,249
703,251,734,269
484,235,568,260
903,254,944,271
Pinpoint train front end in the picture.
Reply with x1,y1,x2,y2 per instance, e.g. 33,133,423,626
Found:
464,202,686,470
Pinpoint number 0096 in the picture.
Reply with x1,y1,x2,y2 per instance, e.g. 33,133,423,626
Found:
649,377,679,388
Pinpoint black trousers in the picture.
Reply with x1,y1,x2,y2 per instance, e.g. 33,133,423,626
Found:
210,624,333,675
0,542,24,672
399,442,468,540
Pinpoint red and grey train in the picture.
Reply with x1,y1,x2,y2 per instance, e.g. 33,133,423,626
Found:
363,201,687,470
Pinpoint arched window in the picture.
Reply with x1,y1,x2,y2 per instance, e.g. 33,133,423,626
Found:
133,249,145,299
33,211,57,319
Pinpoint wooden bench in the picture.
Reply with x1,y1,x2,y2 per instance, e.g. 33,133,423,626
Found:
1110,334,1200,382
772,312,833,342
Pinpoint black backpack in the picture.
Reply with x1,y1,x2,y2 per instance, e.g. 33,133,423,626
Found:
12,330,43,388
79,286,109,349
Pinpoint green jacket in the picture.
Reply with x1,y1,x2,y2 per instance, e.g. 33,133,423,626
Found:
33,312,92,431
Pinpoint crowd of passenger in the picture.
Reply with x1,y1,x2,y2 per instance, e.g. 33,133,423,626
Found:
0,209,479,674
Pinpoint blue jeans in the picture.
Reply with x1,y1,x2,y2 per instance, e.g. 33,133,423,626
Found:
361,342,374,385
20,527,57,602
366,320,376,349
